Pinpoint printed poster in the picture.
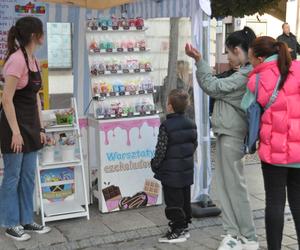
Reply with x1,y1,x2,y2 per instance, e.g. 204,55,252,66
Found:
97,116,162,213
40,167,75,203
0,0,47,61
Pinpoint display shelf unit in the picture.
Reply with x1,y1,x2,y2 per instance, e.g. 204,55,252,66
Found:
89,48,150,55
87,26,148,33
95,110,160,120
36,98,89,225
86,20,157,120
90,68,153,77
94,89,156,98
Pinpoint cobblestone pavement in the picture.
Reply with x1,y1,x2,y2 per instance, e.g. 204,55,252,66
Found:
0,163,298,250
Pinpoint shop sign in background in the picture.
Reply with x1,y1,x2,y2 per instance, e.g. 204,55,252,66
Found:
0,0,47,61
98,117,162,213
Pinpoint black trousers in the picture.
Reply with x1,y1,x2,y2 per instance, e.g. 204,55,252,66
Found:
163,185,191,230
262,162,300,250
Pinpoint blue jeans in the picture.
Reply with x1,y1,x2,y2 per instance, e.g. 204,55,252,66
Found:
0,151,37,227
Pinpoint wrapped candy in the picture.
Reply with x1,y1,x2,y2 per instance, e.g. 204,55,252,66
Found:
89,40,100,53
87,18,98,30
135,17,144,28
113,84,120,93
90,64,98,76
100,83,109,93
128,18,136,27
121,40,128,49
127,59,139,71
97,62,106,74
93,83,100,95
136,39,146,50
127,40,134,48
111,15,119,29
100,41,107,50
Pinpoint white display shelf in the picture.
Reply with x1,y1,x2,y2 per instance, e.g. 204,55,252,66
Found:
43,200,86,217
90,68,152,78
87,26,148,32
44,211,89,223
89,48,150,55
41,179,74,188
95,110,160,120
45,125,77,133
93,89,156,98
37,98,90,225
40,158,81,167
38,162,82,170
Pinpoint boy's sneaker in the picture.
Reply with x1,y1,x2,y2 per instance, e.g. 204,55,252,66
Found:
218,235,243,250
240,236,259,250
5,226,31,241
23,222,51,234
158,229,187,243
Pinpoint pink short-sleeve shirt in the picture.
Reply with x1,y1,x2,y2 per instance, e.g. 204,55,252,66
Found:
3,49,40,90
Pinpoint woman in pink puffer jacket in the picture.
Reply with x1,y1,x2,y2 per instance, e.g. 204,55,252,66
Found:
247,36,300,250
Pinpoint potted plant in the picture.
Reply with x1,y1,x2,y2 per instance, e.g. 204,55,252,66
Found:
43,135,56,163
55,108,74,125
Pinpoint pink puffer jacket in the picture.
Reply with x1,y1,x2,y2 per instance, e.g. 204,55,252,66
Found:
247,60,300,165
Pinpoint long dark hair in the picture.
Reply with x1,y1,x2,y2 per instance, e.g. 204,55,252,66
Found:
5,16,43,62
250,36,292,90
226,26,256,53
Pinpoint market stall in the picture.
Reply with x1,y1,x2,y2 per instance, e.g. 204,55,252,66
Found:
0,0,212,218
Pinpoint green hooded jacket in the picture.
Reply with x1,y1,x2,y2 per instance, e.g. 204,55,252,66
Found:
195,60,252,139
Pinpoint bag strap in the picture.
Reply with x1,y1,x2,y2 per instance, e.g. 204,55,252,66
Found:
264,76,281,110
254,74,259,99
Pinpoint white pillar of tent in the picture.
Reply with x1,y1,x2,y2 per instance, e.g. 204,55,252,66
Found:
191,4,211,202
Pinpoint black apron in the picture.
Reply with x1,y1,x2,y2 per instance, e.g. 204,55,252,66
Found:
0,48,43,154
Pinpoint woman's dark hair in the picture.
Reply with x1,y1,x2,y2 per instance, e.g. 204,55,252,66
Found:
225,26,256,53
5,16,43,62
250,36,292,90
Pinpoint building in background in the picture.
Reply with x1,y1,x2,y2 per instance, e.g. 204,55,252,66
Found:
212,0,300,74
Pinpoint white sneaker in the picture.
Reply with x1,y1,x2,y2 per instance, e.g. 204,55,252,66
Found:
218,235,243,250
240,236,259,250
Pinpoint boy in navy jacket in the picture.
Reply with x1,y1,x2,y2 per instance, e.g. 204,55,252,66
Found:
151,89,198,243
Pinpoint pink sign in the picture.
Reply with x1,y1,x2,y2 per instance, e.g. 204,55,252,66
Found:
99,118,160,146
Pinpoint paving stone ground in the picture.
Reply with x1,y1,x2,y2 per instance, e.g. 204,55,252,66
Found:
0,162,298,250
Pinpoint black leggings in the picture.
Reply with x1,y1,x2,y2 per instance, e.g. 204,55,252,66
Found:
262,161,300,250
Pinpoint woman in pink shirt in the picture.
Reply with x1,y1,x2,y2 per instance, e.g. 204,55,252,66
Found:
0,16,51,241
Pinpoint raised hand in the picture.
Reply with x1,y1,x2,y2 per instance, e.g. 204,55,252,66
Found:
185,43,202,62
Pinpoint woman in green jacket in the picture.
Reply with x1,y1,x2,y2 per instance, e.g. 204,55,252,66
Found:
186,27,258,250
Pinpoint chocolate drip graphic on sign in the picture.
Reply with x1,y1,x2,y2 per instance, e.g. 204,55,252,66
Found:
99,118,160,145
